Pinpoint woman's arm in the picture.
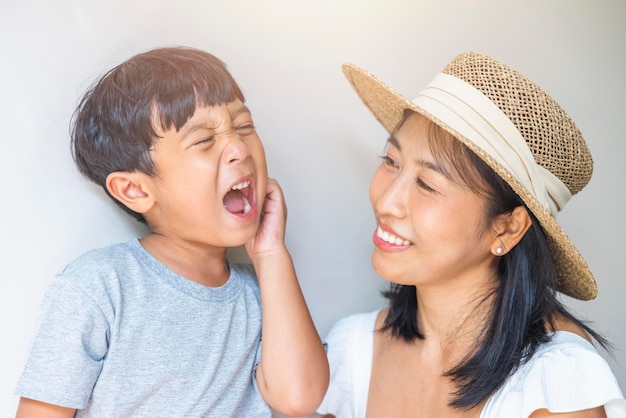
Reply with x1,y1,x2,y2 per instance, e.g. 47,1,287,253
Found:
15,397,76,418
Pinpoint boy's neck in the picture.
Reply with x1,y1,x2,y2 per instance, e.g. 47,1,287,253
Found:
139,234,230,287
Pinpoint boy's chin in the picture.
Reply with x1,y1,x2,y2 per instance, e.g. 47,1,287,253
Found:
223,222,260,247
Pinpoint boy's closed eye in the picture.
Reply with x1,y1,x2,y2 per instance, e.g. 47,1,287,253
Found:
191,123,256,147
192,135,216,147
234,123,257,136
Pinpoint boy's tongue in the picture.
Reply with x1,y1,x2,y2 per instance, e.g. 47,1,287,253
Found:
224,189,246,214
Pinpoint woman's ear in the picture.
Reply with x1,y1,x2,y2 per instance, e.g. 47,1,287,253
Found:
106,171,155,215
491,206,532,256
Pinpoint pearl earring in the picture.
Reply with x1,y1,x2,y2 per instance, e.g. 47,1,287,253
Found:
495,247,503,255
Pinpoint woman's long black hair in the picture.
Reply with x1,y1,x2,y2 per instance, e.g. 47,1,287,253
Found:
379,117,608,409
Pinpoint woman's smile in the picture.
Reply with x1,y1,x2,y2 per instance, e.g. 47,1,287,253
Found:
373,225,412,251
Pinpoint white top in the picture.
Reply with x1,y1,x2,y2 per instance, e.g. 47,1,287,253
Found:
317,310,626,418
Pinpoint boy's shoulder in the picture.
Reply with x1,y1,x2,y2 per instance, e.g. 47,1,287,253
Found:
61,239,141,275
56,239,145,293
58,244,261,303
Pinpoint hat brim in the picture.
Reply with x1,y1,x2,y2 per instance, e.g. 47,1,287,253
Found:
342,62,597,301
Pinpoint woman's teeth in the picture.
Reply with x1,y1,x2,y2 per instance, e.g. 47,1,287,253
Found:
377,226,411,246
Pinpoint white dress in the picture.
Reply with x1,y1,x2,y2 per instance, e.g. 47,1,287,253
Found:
317,310,626,418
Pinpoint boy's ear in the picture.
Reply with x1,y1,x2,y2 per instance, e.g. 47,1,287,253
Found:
106,171,155,215
491,205,532,255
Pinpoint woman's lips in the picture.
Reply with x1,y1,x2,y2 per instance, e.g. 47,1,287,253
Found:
373,225,412,251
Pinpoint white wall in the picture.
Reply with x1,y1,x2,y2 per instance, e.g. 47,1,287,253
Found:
2,1,624,416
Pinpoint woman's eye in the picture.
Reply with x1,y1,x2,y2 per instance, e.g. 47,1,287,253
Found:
380,155,399,169
417,178,436,193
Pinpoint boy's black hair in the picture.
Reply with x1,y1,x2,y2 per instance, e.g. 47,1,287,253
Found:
379,117,607,409
71,46,245,223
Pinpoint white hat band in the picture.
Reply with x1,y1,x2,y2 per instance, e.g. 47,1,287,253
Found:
412,73,571,217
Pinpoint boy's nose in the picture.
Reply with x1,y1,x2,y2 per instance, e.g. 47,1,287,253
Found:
222,131,250,164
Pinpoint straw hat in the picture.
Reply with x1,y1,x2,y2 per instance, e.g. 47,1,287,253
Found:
342,52,597,300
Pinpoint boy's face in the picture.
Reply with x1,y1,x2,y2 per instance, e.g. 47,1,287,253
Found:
145,99,268,248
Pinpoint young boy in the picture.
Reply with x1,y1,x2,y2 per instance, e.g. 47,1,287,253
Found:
14,46,329,417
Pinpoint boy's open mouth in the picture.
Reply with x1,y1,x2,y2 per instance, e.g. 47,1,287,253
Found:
223,180,252,215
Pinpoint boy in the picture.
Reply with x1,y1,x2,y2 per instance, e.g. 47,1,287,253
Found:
15,46,329,417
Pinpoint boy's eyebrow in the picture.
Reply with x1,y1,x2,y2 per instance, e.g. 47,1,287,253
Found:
181,103,252,137
231,104,252,119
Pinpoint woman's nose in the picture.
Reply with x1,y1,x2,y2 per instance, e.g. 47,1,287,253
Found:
371,174,408,219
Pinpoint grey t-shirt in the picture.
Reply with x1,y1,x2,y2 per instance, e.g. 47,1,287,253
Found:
16,239,270,417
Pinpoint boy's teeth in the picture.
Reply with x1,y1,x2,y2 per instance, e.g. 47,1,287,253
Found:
243,197,251,214
232,180,250,190
377,226,410,246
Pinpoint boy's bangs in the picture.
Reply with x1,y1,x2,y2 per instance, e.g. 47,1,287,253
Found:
150,55,245,134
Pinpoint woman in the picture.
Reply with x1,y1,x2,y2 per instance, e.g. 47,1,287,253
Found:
318,52,626,417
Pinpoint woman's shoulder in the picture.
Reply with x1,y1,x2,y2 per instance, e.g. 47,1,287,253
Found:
327,309,381,337
317,309,382,418
482,331,626,417
323,309,381,359
325,308,382,380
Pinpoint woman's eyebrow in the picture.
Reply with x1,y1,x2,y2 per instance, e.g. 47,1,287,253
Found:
387,135,401,150
387,134,450,179
415,157,449,178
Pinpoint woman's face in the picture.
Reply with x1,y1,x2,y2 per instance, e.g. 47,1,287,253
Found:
369,112,498,290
